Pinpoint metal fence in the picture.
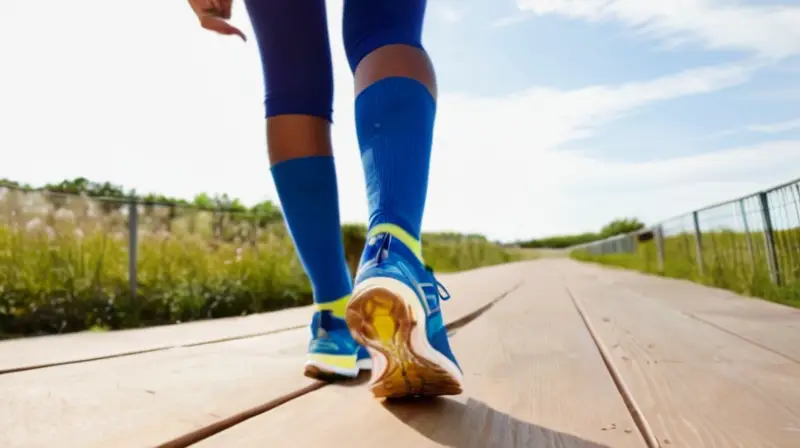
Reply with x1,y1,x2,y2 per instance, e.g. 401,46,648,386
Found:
571,177,800,287
0,183,513,335
0,186,290,300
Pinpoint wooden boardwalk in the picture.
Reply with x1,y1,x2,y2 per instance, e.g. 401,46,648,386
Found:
2,259,799,448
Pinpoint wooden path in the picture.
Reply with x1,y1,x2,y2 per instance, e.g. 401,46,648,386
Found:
2,259,799,448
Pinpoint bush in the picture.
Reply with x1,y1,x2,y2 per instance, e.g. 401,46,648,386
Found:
515,217,645,249
0,188,520,338
570,229,800,309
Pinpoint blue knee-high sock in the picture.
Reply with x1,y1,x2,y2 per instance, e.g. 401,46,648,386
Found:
271,156,352,305
354,77,435,241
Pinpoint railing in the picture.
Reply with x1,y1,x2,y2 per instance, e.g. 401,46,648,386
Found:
570,177,800,288
0,186,306,334
0,184,517,336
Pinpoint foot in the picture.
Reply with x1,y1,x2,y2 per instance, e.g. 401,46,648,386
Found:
345,225,463,399
304,298,371,380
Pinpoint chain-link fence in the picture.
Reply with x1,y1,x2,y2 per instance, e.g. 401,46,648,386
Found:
571,178,800,295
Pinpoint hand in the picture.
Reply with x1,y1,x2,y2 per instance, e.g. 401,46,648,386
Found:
187,0,246,41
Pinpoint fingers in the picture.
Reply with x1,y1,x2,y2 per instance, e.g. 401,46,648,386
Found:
189,0,244,41
188,0,214,16
199,15,247,41
211,0,233,19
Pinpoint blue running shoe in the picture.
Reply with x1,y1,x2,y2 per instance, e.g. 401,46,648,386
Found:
304,295,371,380
345,224,463,398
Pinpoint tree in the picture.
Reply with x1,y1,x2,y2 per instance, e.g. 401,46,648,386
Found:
0,179,33,191
599,218,645,238
250,200,282,222
192,193,214,209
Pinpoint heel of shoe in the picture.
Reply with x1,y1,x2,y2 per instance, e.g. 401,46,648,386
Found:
346,278,463,398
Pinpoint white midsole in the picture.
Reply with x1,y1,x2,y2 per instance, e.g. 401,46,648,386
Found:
350,277,464,388
304,359,360,378
356,358,373,370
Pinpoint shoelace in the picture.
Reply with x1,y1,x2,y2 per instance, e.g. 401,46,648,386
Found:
425,264,451,302
375,233,452,302
314,310,334,340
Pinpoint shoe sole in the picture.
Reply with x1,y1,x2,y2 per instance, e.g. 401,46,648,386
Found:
303,360,372,382
303,360,358,381
345,277,463,399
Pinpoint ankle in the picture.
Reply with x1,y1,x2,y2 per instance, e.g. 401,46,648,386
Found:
313,294,351,319
367,222,423,263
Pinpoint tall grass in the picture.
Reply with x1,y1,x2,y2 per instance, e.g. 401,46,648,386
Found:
571,228,800,308
0,188,520,338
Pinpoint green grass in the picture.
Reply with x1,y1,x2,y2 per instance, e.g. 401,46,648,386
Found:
570,228,800,308
0,192,520,338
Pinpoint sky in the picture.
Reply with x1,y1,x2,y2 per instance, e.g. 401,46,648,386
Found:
2,0,800,242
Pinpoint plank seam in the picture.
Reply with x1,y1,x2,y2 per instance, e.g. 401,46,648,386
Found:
581,260,800,313
0,325,306,376
446,281,524,335
157,280,525,447
154,381,328,448
565,285,662,448
582,271,800,365
682,312,800,364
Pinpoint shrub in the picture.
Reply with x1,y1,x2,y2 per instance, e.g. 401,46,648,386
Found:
570,230,800,309
0,188,520,337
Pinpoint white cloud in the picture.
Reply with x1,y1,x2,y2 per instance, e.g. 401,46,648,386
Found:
489,14,530,29
0,0,794,243
429,0,468,24
419,62,793,240
709,118,800,138
517,0,800,58
747,118,800,134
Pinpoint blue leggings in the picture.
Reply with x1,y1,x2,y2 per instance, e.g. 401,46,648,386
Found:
243,0,427,121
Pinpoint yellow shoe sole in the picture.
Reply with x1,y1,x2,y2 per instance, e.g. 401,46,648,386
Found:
345,278,463,399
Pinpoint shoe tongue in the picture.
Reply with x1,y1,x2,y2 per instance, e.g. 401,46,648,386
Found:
315,310,333,337
314,310,349,336
377,234,392,263
366,225,424,265
363,232,392,264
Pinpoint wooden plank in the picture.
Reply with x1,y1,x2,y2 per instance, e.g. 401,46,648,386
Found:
564,262,800,448
197,265,646,447
0,262,525,373
0,262,528,448
571,260,800,362
0,306,311,373
0,329,315,448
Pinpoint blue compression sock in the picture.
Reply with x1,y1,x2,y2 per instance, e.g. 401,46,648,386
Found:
271,156,352,305
355,77,435,240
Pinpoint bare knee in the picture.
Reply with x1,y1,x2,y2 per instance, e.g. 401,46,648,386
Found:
266,116,332,165
341,0,436,97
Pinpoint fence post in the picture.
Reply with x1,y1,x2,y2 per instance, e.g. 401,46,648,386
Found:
794,184,800,233
692,211,704,277
758,192,780,285
654,225,665,272
128,200,139,300
738,199,755,267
